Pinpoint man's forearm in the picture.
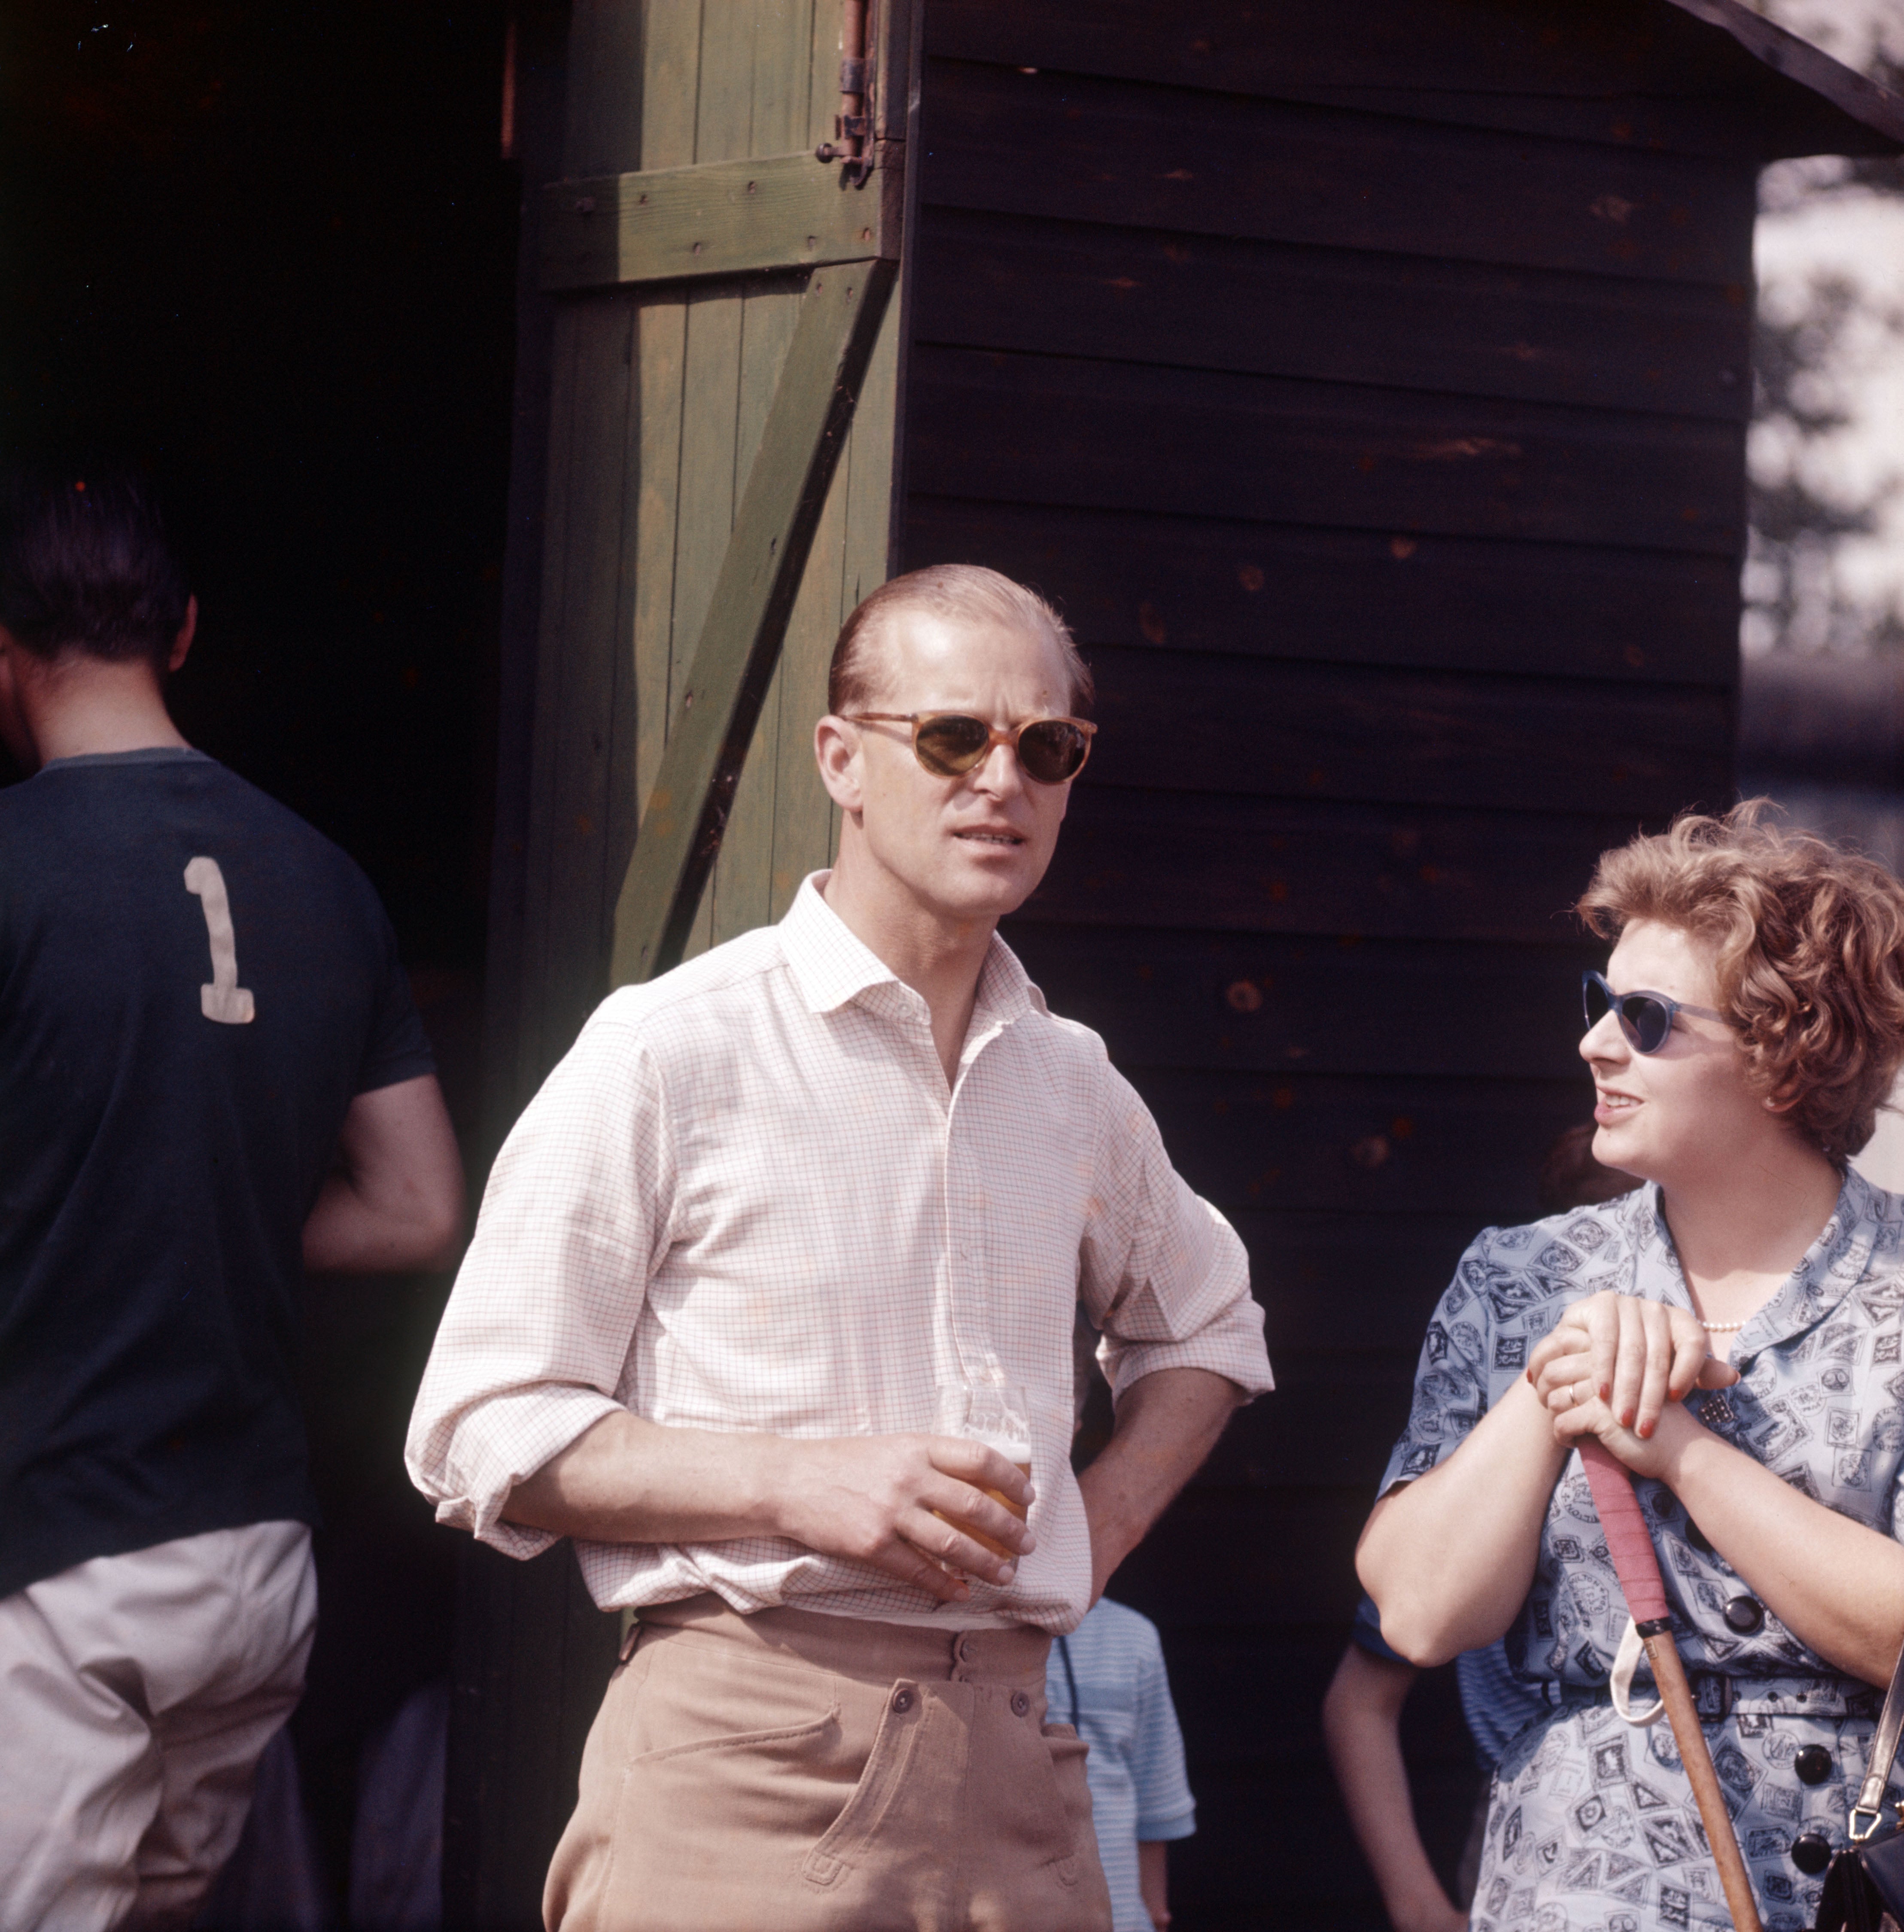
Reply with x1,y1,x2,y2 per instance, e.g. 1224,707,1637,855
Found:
303,1073,465,1274
302,1168,462,1273
502,1409,1036,1606
1077,1367,1244,1601
505,1410,783,1546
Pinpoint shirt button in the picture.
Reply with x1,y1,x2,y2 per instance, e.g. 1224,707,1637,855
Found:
1011,1690,1031,1717
1795,1745,1834,1786
891,1688,914,1713
1722,1595,1765,1635
1790,1832,1833,1876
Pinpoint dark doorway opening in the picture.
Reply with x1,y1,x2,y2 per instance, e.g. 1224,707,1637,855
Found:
1,2,520,1911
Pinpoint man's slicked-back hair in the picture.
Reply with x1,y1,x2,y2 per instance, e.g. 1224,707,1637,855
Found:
827,565,1093,719
0,462,192,668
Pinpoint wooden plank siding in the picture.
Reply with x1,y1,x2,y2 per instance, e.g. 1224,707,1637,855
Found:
913,207,1757,419
922,0,1897,157
913,62,1759,284
891,0,1863,1920
909,349,1748,549
904,499,1743,685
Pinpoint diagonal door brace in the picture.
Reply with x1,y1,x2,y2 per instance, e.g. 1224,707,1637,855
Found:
610,256,898,987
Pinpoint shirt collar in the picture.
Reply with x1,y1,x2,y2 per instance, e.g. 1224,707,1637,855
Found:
38,745,211,773
777,873,1046,1027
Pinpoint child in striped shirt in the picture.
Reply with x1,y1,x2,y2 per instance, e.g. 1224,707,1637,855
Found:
1047,1596,1197,1931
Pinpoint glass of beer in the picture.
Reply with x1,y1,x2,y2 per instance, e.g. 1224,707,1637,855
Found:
934,1384,1034,1563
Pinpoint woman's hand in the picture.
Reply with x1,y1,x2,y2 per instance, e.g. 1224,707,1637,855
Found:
1527,1292,1904,1685
1541,1373,1709,1480
1528,1291,1737,1449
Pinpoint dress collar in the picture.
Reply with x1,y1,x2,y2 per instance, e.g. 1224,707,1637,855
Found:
776,872,1045,1027
1624,1168,1887,1359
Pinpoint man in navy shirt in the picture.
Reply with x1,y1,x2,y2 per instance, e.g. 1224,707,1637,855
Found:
0,466,465,1929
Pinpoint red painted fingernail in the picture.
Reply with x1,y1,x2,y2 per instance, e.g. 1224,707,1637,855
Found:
1621,1409,1636,1428
1638,1422,1654,1439
1600,1384,1612,1401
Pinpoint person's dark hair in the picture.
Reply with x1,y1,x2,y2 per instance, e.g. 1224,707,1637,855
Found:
1538,1123,1640,1215
0,463,191,667
827,564,1093,719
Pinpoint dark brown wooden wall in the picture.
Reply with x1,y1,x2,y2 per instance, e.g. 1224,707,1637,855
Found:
899,2,1880,1922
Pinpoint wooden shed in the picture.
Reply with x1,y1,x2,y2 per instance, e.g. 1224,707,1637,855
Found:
466,3,1904,1925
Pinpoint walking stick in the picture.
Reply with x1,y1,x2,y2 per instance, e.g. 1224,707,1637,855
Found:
1578,1438,1765,1932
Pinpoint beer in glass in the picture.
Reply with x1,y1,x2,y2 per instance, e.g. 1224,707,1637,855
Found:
934,1385,1032,1563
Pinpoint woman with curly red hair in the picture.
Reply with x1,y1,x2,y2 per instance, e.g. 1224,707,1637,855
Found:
1358,803,1904,1932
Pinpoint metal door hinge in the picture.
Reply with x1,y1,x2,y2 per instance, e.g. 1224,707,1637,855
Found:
814,0,875,183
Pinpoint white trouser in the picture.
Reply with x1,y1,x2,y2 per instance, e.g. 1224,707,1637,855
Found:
0,1520,317,1932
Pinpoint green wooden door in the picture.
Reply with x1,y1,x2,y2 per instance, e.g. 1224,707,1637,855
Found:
456,3,916,1920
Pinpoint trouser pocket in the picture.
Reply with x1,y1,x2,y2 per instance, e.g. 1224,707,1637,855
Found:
1036,1721,1094,1885
548,1630,857,1932
800,1677,1090,1911
802,1678,931,1889
975,1693,1083,1886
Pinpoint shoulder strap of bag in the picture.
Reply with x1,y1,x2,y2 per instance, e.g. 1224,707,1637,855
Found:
1852,1641,1904,1843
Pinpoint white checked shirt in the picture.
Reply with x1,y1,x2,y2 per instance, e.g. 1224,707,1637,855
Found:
406,875,1271,1630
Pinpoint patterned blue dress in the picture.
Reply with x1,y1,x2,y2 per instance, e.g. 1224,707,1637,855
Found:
1380,1170,1904,1932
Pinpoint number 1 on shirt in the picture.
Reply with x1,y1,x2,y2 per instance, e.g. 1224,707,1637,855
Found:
184,856,256,1024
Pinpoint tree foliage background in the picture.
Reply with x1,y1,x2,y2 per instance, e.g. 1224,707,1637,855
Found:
1743,3,1904,658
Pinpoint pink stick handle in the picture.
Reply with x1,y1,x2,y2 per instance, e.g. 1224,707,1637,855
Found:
1577,1438,1669,1624
1577,1443,1766,1932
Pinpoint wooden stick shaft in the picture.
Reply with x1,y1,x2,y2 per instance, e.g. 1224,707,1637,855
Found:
1642,1632,1764,1932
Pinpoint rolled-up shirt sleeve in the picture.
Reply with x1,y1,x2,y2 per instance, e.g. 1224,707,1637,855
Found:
1080,1063,1272,1400
1132,1629,1197,1842
405,1014,674,1557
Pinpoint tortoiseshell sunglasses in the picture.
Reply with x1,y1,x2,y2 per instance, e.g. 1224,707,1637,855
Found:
846,711,1096,784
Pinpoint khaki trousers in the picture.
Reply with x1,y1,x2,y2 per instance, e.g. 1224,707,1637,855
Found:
0,1522,316,1932
545,1595,1114,1932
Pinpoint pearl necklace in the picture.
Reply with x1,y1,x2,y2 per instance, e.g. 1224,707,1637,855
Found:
1700,1318,1747,1332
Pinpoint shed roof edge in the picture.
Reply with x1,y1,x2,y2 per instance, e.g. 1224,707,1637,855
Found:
1659,0,1904,146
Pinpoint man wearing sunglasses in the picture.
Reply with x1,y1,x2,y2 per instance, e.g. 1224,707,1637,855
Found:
408,564,1272,1932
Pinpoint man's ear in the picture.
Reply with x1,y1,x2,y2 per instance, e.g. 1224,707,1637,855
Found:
814,714,865,814
167,595,198,674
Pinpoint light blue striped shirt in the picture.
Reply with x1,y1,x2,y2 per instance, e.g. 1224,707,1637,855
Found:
1047,1598,1195,1932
